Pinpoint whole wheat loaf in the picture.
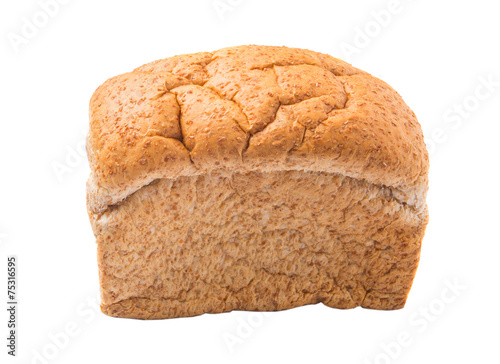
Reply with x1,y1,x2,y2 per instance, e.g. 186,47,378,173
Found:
86,45,429,319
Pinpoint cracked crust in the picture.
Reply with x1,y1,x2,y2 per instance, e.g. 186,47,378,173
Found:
86,45,429,319
87,45,428,214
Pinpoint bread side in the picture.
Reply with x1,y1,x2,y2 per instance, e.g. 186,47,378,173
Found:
91,169,427,319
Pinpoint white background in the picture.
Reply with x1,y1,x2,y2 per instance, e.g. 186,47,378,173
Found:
1,0,499,363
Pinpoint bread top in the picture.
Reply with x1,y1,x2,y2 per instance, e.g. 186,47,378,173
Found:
87,45,429,214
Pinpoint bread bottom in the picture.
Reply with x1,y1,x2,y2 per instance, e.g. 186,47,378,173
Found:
92,170,427,319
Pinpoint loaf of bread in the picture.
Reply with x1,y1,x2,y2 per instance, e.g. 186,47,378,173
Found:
87,45,429,319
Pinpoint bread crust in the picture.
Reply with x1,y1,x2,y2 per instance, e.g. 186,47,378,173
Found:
87,45,428,214
87,45,429,319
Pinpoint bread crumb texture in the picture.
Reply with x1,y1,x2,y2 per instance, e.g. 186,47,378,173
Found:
87,45,429,319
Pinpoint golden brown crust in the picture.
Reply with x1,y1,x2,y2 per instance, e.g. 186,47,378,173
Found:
87,45,428,214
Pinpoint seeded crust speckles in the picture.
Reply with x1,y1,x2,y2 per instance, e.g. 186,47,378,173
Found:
86,45,429,319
